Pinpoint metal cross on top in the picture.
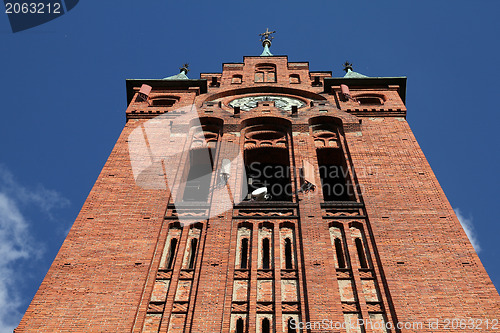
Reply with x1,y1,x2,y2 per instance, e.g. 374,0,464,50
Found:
259,28,276,42
179,63,189,73
343,61,353,72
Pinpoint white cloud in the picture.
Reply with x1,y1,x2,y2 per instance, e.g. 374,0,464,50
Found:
0,193,32,332
454,208,481,253
0,165,69,218
0,164,69,333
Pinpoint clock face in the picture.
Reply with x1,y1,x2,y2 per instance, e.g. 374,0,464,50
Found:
228,95,306,111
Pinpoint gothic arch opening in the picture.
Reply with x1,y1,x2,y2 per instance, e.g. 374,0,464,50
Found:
284,238,293,269
258,223,274,270
183,118,223,202
188,238,198,269
261,317,270,333
355,238,368,268
309,117,353,201
236,223,252,270
183,224,202,270
241,238,249,269
236,317,244,333
166,238,178,270
287,317,297,333
262,238,270,270
329,222,349,269
335,238,346,268
280,222,296,270
161,223,182,270
349,223,371,269
243,117,293,202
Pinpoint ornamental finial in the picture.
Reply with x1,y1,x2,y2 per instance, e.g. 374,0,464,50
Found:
259,28,276,44
259,28,276,56
343,61,353,73
179,63,189,74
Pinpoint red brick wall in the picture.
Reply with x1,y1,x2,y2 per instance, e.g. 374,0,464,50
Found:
347,116,500,330
17,55,499,333
16,119,169,332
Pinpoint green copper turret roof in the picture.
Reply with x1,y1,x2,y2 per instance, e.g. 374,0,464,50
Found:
163,72,189,80
260,43,273,56
163,63,190,80
344,68,368,78
343,62,368,78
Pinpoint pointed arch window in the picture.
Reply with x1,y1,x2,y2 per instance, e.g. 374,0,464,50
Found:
183,120,222,202
284,238,293,269
287,317,297,333
329,224,349,269
182,224,202,269
350,224,370,269
355,238,368,268
241,238,249,269
160,224,182,270
310,119,353,201
334,238,346,268
236,317,244,333
280,224,296,270
262,318,270,333
166,238,178,270
188,238,198,269
237,224,252,270
262,238,270,269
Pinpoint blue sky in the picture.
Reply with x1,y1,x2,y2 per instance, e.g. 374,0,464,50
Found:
0,0,499,331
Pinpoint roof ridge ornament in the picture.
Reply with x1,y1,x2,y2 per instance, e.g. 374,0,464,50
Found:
343,61,354,73
259,28,276,56
179,63,189,74
163,63,190,80
342,61,368,78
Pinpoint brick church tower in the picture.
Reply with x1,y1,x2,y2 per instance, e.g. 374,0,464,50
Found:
17,31,499,332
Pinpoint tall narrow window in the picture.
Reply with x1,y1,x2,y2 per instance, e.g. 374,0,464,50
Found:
241,238,249,269
284,238,293,269
287,317,297,333
317,149,351,201
330,224,349,269
188,238,198,269
184,121,222,202
166,238,178,269
335,238,346,268
183,153,213,202
310,119,353,201
262,318,270,333
355,238,368,268
236,318,244,333
262,238,270,269
243,118,292,202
